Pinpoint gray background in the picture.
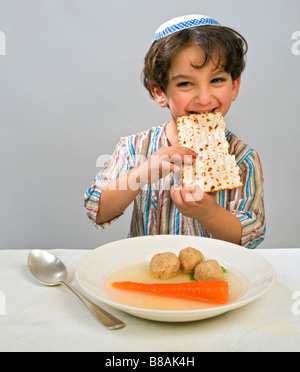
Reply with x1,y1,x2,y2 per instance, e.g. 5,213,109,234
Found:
0,0,299,250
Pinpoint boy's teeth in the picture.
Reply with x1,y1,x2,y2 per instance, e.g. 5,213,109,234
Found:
190,110,214,114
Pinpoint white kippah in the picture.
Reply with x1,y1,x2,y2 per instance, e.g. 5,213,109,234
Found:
153,14,220,43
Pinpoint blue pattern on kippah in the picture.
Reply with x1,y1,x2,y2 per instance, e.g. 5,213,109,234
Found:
153,18,220,42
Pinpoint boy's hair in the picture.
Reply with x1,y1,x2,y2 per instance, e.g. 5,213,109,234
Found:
142,25,248,98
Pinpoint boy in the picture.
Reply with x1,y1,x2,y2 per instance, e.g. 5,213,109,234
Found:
85,14,265,248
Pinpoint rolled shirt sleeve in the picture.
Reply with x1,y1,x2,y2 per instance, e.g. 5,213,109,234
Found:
84,138,133,229
228,150,266,248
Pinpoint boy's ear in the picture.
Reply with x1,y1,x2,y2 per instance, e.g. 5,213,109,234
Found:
232,76,242,102
150,83,168,108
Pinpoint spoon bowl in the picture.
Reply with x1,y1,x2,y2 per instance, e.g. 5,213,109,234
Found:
28,249,68,286
28,249,125,330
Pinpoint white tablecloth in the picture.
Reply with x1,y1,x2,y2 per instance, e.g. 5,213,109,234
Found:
0,248,299,352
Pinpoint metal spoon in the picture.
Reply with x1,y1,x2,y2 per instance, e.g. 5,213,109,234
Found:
27,249,125,330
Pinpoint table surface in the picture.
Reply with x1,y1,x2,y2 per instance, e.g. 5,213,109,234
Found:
0,248,300,352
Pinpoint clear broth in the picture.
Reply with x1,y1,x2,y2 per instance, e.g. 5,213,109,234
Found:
105,262,244,311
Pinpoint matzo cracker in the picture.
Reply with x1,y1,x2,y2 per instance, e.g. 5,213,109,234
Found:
177,112,243,192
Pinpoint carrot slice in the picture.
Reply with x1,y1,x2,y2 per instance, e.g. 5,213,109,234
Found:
112,280,229,304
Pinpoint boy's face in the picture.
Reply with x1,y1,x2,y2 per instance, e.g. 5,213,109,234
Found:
151,46,241,125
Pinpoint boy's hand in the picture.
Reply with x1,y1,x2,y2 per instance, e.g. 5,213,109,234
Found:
137,146,197,187
170,185,218,223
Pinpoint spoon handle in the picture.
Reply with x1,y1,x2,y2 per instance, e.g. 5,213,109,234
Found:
61,281,125,330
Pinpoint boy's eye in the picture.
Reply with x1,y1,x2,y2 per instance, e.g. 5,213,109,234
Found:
177,81,191,87
211,77,226,84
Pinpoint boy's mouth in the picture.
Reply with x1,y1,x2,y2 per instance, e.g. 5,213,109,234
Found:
187,109,217,115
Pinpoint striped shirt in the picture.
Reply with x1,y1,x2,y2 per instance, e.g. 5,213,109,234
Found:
84,124,266,248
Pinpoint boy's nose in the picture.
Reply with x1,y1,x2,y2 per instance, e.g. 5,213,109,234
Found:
193,87,212,106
